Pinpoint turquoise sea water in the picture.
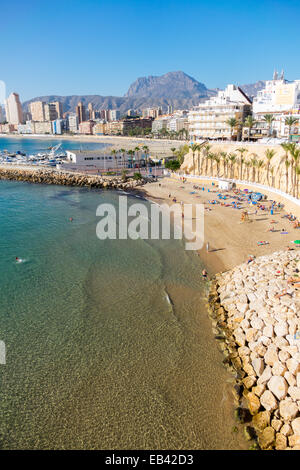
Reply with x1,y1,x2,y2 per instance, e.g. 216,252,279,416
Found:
0,136,108,155
0,180,245,449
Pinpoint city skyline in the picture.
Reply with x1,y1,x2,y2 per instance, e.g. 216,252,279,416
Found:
1,0,300,101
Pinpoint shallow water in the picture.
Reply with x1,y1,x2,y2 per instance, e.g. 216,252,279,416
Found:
0,180,245,449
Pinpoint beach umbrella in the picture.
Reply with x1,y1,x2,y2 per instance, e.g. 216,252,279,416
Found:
294,240,300,245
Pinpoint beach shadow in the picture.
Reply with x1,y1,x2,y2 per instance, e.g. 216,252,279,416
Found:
209,248,225,253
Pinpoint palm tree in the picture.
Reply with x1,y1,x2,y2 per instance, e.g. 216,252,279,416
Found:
207,153,215,176
236,147,248,180
127,149,135,169
220,151,227,177
111,149,118,170
285,116,298,141
228,153,237,179
189,143,200,175
120,148,127,169
256,160,264,183
281,142,291,194
203,144,211,175
244,115,256,141
245,161,251,181
142,145,149,171
295,166,300,199
250,155,258,182
265,149,276,186
263,114,275,137
226,118,238,141
170,147,176,157
289,144,300,197
134,146,141,171
214,154,221,177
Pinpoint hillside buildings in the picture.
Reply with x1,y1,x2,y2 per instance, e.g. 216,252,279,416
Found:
5,92,23,125
188,84,252,141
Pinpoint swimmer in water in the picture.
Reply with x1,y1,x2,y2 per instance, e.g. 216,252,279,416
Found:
202,269,208,279
16,257,19,262
69,217,73,222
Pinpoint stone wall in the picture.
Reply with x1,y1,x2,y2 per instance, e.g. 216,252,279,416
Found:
0,166,147,190
209,250,300,449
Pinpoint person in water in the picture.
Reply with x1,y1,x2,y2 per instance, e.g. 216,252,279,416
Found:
202,269,208,279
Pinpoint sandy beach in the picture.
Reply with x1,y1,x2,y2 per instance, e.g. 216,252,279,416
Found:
142,176,300,275
0,134,185,158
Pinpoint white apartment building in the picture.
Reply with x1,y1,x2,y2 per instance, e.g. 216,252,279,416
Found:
249,72,300,141
108,109,120,121
68,114,79,133
253,72,300,115
5,92,23,125
189,84,252,141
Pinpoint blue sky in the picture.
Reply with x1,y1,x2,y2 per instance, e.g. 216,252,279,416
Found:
1,0,300,101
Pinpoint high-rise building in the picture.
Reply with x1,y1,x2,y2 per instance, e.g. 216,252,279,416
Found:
68,114,79,133
30,101,46,121
100,109,109,121
52,101,63,119
108,109,120,121
5,92,23,124
88,102,94,120
76,102,86,124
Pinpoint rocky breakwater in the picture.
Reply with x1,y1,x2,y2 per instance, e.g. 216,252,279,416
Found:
0,167,149,190
209,250,300,450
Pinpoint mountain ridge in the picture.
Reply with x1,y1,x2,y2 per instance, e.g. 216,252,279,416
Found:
23,71,267,115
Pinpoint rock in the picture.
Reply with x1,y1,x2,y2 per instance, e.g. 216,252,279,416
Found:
275,433,287,450
272,361,287,377
297,373,300,388
257,365,272,385
246,392,261,415
279,350,291,363
286,358,300,375
274,321,289,337
279,399,299,420
288,386,300,401
242,376,256,389
291,417,300,436
288,434,300,447
284,371,297,387
271,419,282,432
246,328,259,343
258,426,275,450
252,410,270,432
264,347,279,366
260,390,277,412
281,423,292,436
263,324,274,338
267,376,288,400
252,358,264,376
252,384,266,397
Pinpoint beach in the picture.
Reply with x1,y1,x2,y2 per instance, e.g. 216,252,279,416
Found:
0,134,185,158
142,176,300,275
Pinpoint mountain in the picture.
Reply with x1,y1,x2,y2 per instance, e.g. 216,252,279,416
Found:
23,72,267,115
239,81,266,99
23,71,215,115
